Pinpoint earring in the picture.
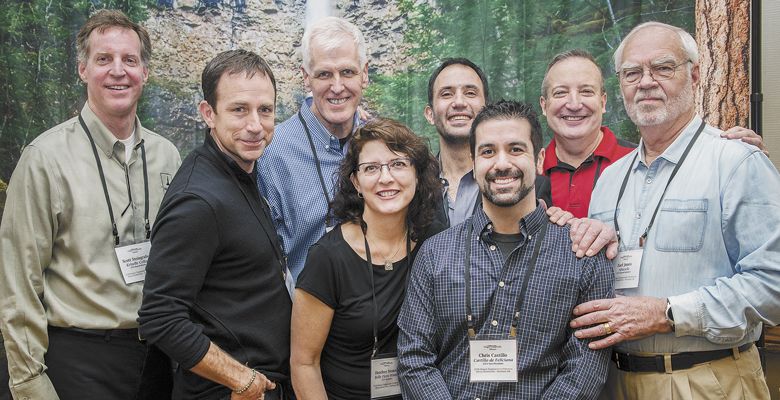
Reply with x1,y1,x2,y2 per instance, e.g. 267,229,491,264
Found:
358,192,364,198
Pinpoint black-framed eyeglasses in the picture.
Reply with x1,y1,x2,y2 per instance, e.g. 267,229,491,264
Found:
356,157,412,177
616,60,692,84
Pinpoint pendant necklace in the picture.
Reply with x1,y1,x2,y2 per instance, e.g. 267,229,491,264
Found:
367,231,406,271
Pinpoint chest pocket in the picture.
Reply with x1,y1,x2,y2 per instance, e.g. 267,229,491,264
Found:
654,199,708,252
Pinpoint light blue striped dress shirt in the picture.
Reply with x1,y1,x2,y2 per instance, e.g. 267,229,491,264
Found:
257,97,360,281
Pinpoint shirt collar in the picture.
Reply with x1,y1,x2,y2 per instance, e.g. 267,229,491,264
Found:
543,126,620,173
637,115,701,167
592,126,621,161
470,202,547,243
81,102,144,160
204,131,257,183
300,96,361,147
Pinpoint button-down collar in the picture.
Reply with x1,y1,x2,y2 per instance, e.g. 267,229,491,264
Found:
299,96,360,152
81,103,143,162
636,115,701,169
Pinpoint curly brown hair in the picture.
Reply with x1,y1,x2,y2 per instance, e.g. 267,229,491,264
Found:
331,118,442,241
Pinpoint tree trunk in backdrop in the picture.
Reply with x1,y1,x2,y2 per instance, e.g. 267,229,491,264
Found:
695,0,751,130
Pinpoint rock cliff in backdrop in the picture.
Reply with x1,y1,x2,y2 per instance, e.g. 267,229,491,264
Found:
142,0,411,155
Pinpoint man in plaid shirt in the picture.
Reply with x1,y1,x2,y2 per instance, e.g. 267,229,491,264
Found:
398,100,614,399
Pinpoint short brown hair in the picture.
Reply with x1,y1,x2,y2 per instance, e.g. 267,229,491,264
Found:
201,49,277,110
76,9,152,66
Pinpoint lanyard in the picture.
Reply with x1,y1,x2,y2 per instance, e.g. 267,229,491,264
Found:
298,112,332,206
464,217,548,339
361,223,411,357
613,120,706,247
79,114,150,246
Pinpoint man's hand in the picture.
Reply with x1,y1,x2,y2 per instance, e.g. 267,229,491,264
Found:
231,369,276,400
721,126,768,156
570,296,672,350
547,206,618,259
546,206,574,225
568,218,618,259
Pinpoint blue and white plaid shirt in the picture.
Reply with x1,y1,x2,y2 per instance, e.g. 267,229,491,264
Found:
398,205,614,399
257,98,360,280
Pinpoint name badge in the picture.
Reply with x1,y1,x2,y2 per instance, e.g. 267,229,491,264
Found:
114,241,151,285
370,354,401,399
613,249,643,289
469,339,517,382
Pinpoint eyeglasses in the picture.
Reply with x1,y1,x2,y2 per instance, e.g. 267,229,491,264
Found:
356,158,412,177
617,60,692,84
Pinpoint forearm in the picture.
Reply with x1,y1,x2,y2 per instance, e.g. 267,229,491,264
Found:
0,147,59,399
190,342,252,391
542,336,611,399
290,362,327,400
398,361,452,400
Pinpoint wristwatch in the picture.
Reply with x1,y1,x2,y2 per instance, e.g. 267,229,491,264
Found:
665,299,676,332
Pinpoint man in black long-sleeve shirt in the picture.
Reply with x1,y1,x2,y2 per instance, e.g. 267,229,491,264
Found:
138,50,292,400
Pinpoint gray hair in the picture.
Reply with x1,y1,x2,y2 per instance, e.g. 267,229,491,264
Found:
613,21,699,71
301,16,367,73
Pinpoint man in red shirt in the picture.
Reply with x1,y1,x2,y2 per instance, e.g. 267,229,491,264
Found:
540,50,635,218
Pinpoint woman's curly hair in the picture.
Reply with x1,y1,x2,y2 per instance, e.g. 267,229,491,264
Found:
330,117,442,241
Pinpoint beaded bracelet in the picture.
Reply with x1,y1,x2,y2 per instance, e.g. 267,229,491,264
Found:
234,369,257,394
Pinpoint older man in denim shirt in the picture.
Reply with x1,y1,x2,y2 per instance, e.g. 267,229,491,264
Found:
574,22,779,399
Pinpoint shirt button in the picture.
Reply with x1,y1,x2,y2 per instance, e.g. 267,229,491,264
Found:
491,320,498,326
646,178,652,184
498,281,505,288
325,145,330,150
476,398,481,400
635,213,641,219
489,245,497,251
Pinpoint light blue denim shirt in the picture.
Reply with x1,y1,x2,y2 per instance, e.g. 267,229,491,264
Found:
257,97,359,281
589,115,780,354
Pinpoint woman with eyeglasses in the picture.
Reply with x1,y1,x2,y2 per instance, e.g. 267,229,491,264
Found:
290,118,443,399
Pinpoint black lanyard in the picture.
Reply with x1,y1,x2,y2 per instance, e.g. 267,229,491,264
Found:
362,223,411,357
79,114,149,246
613,120,705,247
298,112,332,206
464,217,548,339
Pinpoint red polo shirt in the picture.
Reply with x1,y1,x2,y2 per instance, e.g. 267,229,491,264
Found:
543,126,635,218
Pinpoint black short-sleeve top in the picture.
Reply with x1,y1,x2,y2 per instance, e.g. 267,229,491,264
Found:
296,224,417,400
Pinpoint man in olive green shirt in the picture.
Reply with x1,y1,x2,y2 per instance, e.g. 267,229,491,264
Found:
0,10,180,400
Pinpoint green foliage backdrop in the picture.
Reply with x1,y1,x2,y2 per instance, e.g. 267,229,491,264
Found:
363,0,695,153
0,0,695,185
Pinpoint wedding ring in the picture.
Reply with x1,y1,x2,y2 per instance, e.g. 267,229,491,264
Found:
603,322,613,335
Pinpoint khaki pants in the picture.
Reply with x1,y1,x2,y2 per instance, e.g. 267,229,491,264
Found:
600,345,770,400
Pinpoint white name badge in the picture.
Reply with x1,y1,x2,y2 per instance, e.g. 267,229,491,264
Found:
114,241,151,285
370,355,401,399
469,339,518,382
613,249,643,289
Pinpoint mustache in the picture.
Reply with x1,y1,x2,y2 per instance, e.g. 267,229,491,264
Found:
486,168,524,181
634,89,666,103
